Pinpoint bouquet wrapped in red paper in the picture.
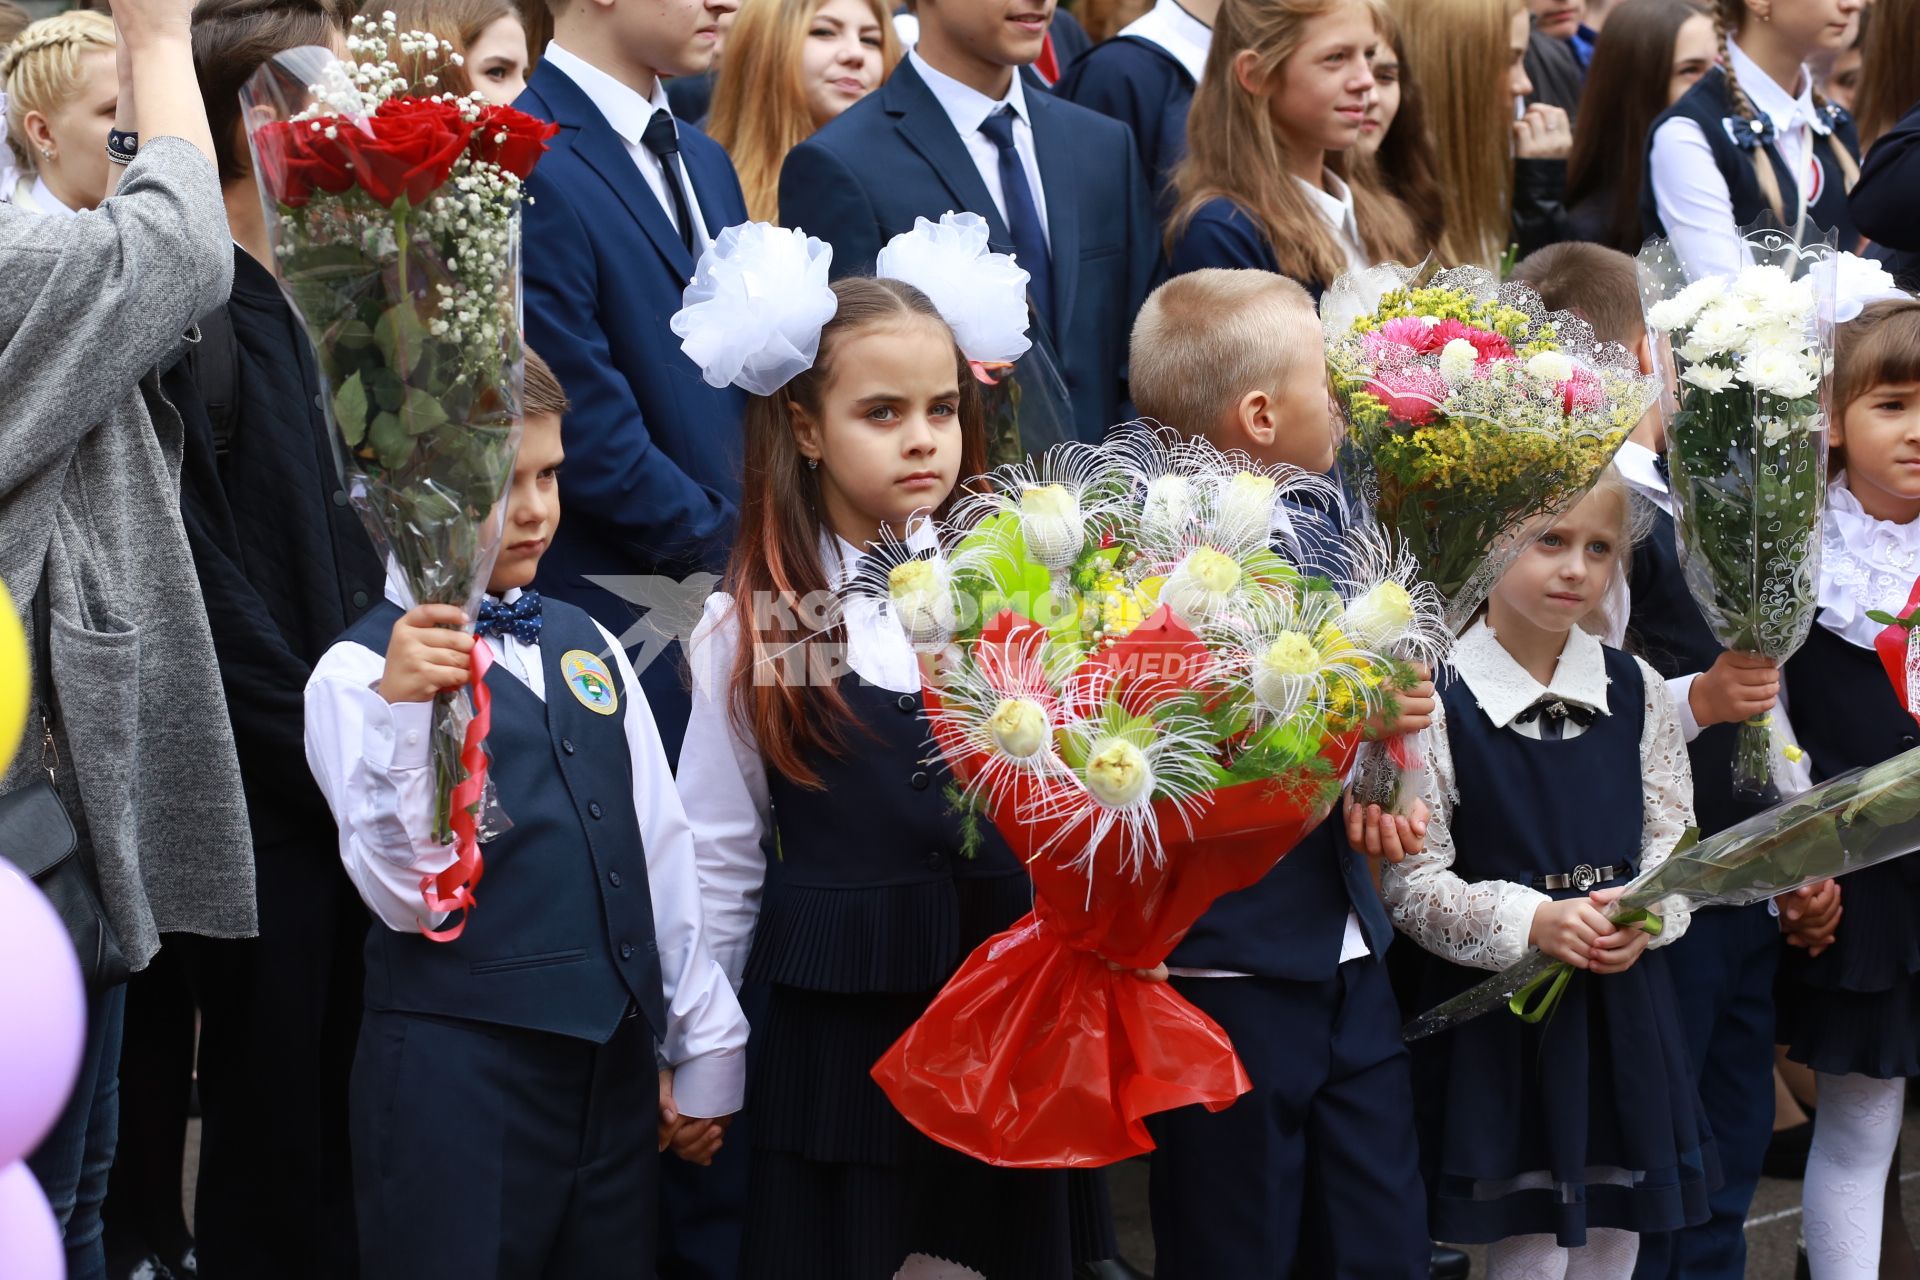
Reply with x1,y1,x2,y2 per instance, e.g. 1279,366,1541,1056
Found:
868,431,1443,1166
240,18,557,936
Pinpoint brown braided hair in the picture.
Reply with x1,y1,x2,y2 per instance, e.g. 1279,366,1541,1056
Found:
1710,0,1857,224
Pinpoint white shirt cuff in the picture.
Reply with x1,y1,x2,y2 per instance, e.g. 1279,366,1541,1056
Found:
356,689,436,771
668,1048,746,1120
1667,673,1704,744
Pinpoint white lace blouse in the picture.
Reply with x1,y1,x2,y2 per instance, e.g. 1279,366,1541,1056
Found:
1817,475,1920,651
1382,622,1696,971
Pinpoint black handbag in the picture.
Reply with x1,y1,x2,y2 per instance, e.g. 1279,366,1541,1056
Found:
0,589,130,990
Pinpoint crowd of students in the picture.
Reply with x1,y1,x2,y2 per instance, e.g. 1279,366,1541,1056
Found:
4,0,1920,1275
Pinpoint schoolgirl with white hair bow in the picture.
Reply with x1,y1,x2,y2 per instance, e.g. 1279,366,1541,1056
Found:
670,213,1077,1280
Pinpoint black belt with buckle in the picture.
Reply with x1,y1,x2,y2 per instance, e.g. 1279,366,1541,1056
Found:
1531,863,1624,892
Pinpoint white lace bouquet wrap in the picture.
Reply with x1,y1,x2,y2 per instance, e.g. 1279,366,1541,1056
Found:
672,223,838,396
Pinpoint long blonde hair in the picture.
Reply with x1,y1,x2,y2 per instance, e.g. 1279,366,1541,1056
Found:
1387,0,1516,267
707,0,898,223
1168,0,1420,289
3,10,115,172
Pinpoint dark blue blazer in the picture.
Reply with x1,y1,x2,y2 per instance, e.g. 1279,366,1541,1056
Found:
1055,35,1195,212
778,56,1160,443
1853,97,1920,289
518,63,750,759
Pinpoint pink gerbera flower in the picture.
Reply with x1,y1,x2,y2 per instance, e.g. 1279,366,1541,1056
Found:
1428,319,1514,363
1369,368,1448,425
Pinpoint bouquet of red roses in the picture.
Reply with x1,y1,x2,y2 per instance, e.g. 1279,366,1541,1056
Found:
241,18,557,937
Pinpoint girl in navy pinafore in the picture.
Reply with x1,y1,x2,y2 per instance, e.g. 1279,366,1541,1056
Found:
1774,298,1920,1277
676,269,1074,1279
1385,477,1715,1278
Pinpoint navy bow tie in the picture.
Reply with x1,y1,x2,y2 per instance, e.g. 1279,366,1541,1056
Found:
1513,697,1598,733
476,591,543,643
1653,452,1671,483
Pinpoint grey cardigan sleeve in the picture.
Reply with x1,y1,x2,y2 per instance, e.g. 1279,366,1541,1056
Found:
0,137,234,498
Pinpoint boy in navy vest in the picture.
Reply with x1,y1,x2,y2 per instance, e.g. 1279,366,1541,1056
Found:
1512,242,1842,1280
1127,268,1439,1278
304,351,748,1280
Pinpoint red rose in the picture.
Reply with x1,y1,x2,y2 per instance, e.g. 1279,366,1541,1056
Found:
251,117,356,209
468,104,559,179
340,98,476,208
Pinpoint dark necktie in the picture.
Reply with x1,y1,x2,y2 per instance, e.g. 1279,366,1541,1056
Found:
640,108,696,253
1511,696,1597,741
977,106,1053,333
1653,451,1671,485
475,591,544,643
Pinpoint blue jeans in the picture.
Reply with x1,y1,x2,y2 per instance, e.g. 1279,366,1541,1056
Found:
28,981,126,1280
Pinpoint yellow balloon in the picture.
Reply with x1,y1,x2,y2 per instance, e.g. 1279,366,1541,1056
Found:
0,578,28,778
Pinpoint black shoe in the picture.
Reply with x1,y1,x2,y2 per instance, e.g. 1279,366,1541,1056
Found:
1430,1244,1470,1280
1764,1116,1816,1181
1075,1260,1152,1280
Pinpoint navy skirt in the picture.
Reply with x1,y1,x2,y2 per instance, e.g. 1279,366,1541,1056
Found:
1777,859,1920,1078
1410,944,1718,1247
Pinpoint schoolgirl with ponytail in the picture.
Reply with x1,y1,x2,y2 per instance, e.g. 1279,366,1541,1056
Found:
1643,0,1862,279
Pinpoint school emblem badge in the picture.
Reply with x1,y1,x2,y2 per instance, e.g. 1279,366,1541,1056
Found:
560,650,619,715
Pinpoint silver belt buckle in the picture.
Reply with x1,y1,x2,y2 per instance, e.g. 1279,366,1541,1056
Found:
1570,863,1599,892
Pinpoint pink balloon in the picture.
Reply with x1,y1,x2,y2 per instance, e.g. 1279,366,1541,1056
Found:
0,1160,63,1278
0,865,83,1167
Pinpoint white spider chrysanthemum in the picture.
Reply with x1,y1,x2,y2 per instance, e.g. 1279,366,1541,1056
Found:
1207,587,1388,727
951,442,1124,571
921,622,1075,809
1334,521,1452,666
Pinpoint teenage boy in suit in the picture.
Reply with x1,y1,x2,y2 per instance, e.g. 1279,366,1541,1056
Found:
518,0,747,765
778,0,1159,444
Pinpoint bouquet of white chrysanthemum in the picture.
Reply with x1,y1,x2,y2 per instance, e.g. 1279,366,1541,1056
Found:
1638,228,1839,800
868,429,1445,1169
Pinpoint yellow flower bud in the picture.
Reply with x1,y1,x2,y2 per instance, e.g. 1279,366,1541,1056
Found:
1084,737,1152,808
985,697,1049,760
1342,582,1415,650
1262,631,1322,677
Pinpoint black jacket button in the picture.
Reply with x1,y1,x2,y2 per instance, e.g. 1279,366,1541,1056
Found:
350,589,369,609
588,802,604,819
896,694,917,713
561,738,576,755
620,942,634,960
924,850,945,870
909,771,930,790
331,489,349,508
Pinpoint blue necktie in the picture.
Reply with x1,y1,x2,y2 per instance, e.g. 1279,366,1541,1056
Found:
977,106,1053,334
475,591,543,644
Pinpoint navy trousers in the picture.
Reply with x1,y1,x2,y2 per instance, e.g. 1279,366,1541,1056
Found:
350,1008,660,1280
1147,963,1429,1279
1633,904,1779,1280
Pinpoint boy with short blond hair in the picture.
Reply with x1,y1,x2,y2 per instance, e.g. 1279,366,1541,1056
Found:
1130,268,1434,1278
305,349,747,1280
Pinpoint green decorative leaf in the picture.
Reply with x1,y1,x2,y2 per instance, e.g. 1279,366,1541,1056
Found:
368,411,409,469
331,372,369,446
375,303,431,377
400,387,450,437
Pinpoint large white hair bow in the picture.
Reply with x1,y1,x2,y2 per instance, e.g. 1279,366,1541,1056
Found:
671,223,839,395
877,212,1033,364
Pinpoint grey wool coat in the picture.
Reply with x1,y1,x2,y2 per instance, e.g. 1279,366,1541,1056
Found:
0,137,257,968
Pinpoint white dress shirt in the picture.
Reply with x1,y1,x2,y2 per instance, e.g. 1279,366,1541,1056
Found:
1649,39,1831,283
1117,0,1212,83
1297,170,1368,275
304,582,748,1117
6,174,76,218
679,529,941,986
1382,621,1696,972
908,48,1051,249
541,41,713,258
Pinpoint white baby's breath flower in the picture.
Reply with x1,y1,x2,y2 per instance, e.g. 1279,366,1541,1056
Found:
1680,363,1736,394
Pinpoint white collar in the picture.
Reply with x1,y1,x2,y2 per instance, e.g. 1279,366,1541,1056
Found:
1613,439,1670,503
1294,170,1364,268
1117,0,1212,84
381,576,528,612
1726,38,1827,138
909,47,1033,137
1452,618,1614,730
542,41,672,146
1817,475,1920,648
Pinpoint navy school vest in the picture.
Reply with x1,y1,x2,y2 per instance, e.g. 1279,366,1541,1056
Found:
1626,504,1768,838
748,677,1033,994
1441,646,1646,890
1642,66,1859,245
343,598,667,1043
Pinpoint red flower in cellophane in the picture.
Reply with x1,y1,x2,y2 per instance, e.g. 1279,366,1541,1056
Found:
1874,574,1920,724
865,436,1410,1168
